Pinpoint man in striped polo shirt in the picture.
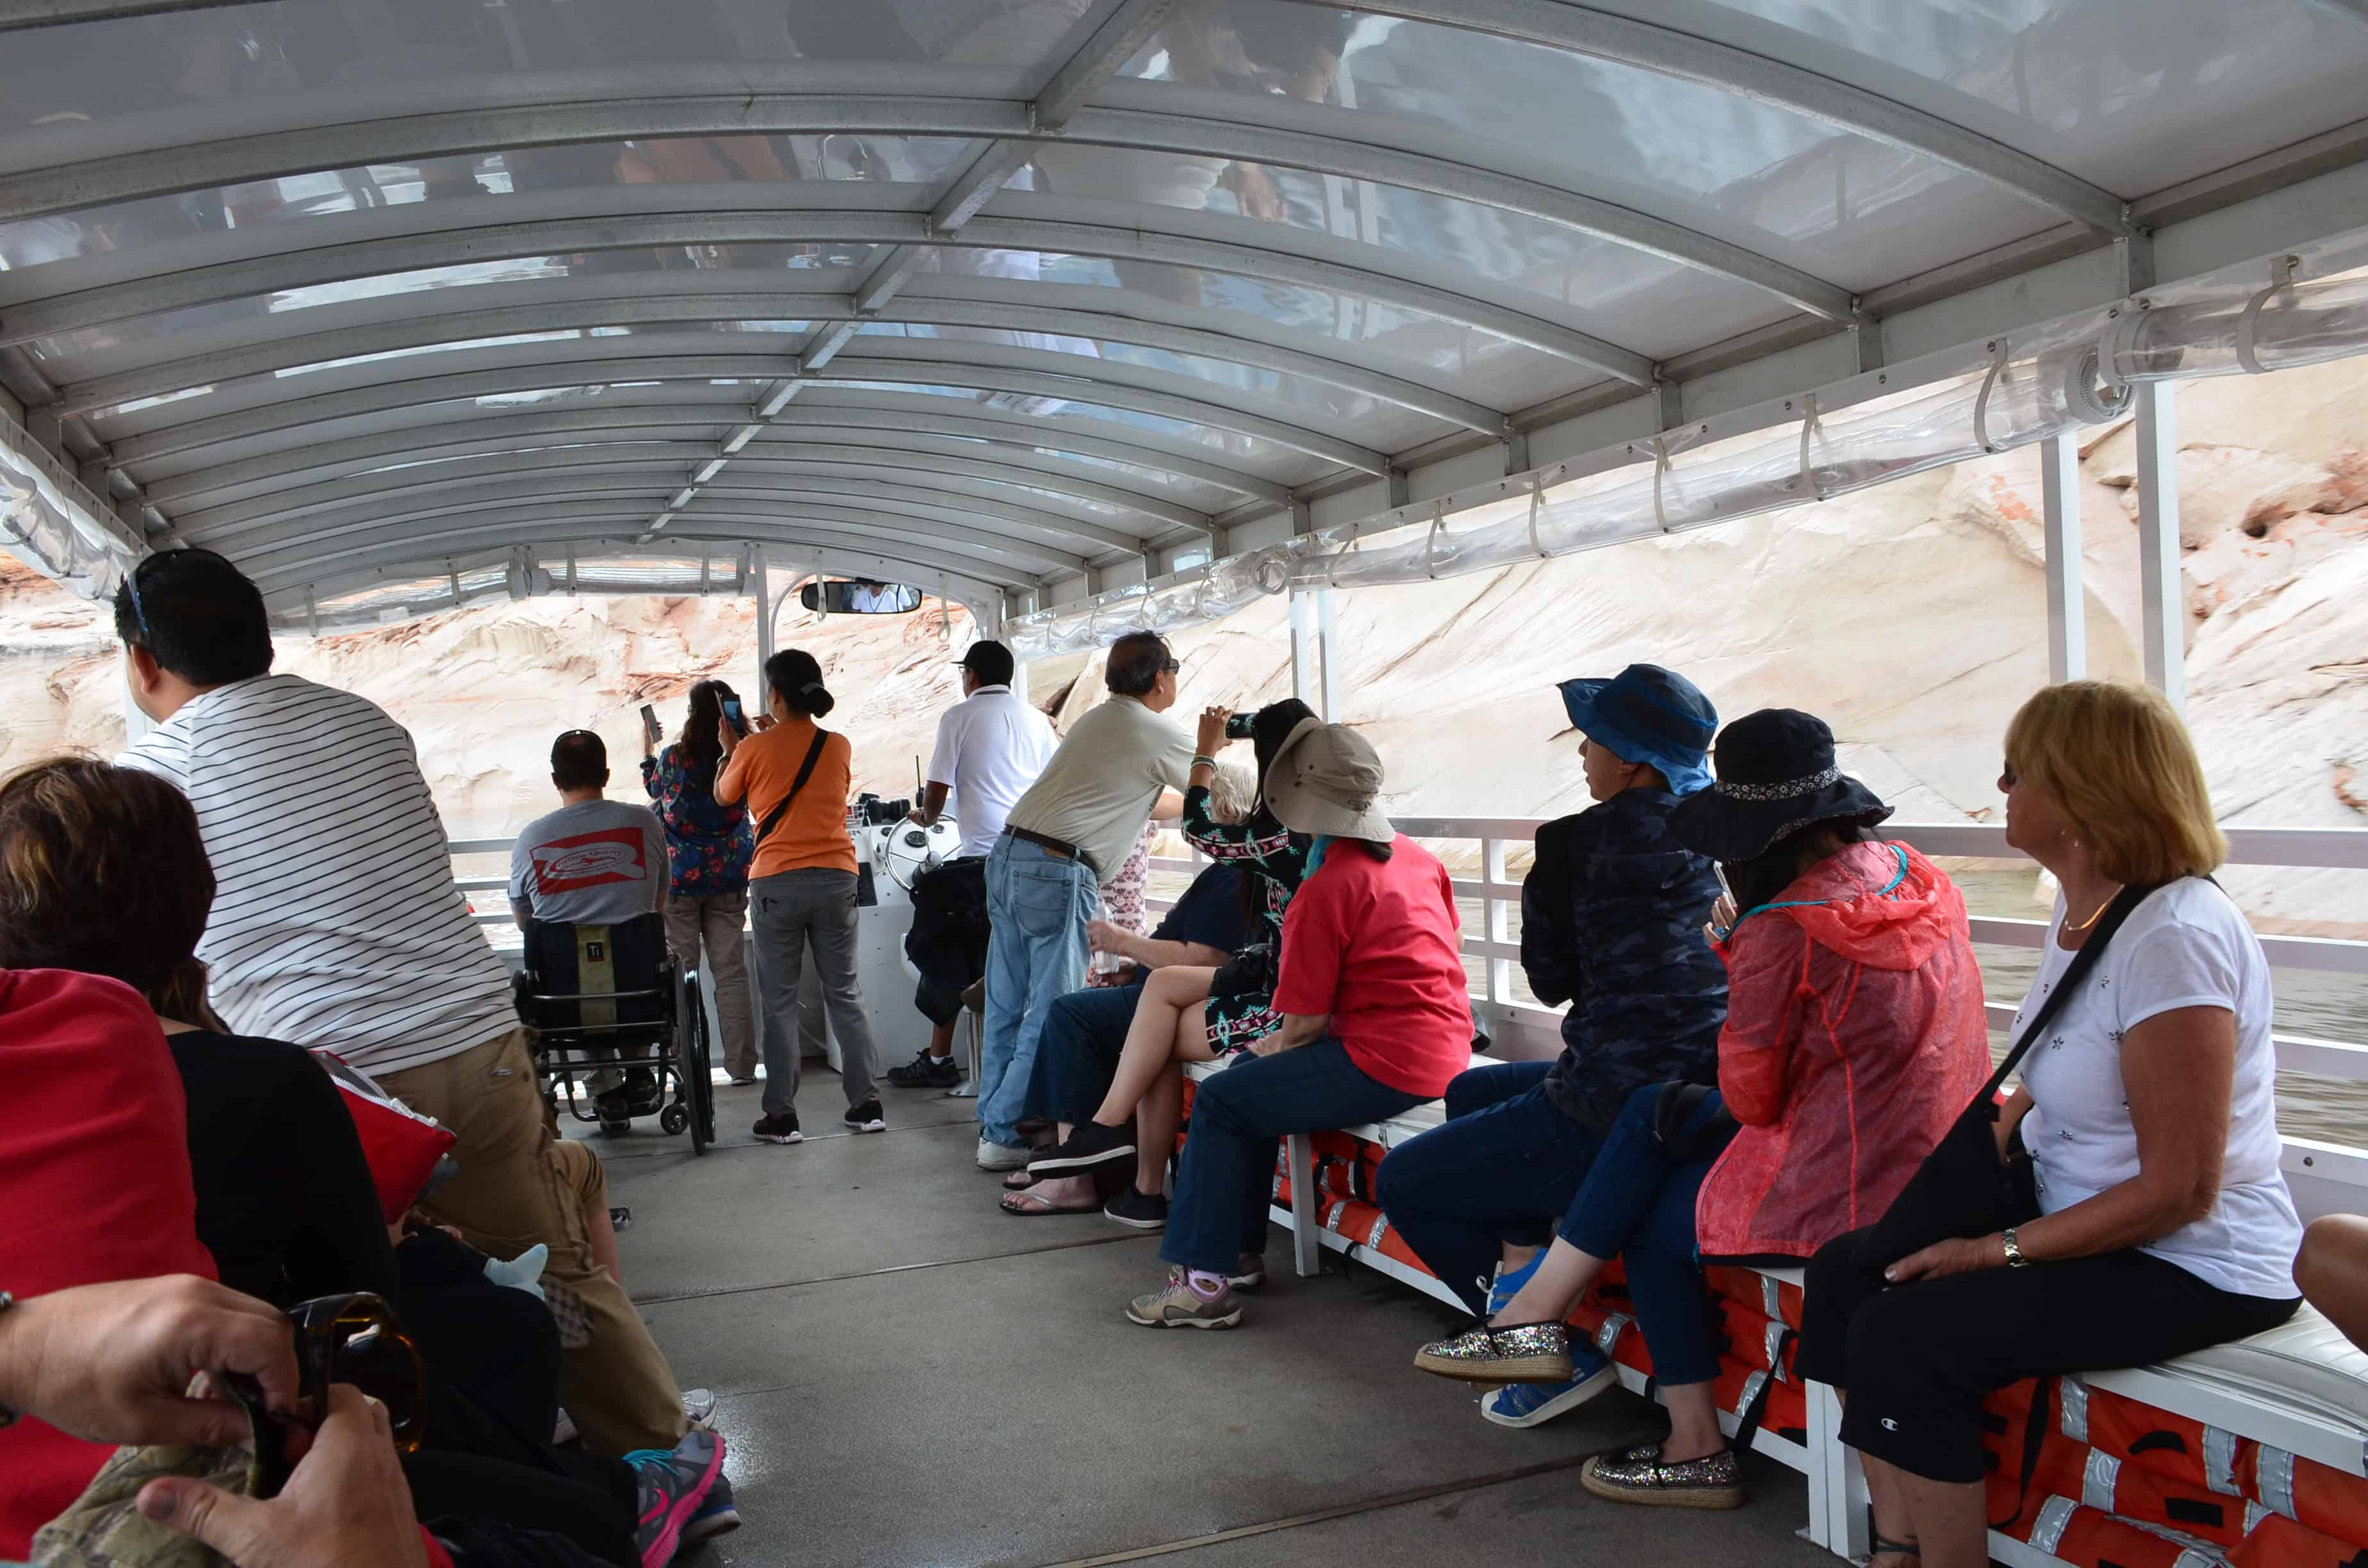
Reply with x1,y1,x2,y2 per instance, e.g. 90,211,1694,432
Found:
114,548,688,1460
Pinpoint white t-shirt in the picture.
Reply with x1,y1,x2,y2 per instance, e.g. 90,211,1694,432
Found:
2015,879,2301,1298
1004,694,1194,885
507,799,668,926
926,683,1058,859
122,673,518,1077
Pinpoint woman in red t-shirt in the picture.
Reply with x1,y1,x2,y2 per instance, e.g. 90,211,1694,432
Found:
1123,721,1474,1331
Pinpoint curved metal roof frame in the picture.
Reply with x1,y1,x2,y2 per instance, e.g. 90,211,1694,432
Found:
6,0,2368,628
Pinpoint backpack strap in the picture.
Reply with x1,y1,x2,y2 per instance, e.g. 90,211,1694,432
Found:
753,731,832,849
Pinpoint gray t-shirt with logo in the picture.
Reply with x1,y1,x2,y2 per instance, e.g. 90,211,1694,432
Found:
508,799,670,926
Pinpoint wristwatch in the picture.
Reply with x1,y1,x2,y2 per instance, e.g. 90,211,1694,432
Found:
2001,1228,2028,1269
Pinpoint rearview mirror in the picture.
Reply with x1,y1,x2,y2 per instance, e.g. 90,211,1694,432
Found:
802,579,923,615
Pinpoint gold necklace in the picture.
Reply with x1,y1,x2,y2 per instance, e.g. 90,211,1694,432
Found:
2062,885,2123,933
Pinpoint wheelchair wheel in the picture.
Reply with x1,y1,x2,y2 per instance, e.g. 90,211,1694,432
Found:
681,972,714,1157
660,1103,689,1135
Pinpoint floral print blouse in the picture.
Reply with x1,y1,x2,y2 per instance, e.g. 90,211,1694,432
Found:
641,744,755,899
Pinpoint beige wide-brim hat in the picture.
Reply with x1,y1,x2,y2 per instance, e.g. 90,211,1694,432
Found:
1262,717,1395,842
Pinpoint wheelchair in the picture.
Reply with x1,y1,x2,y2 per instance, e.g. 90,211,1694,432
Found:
513,912,717,1155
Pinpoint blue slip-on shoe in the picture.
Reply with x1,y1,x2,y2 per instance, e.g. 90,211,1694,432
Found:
1481,1341,1620,1429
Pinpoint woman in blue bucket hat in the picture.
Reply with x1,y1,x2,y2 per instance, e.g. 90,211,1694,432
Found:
1374,663,1730,1428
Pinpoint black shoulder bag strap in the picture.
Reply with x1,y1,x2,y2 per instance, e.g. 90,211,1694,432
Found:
1976,878,2169,1122
753,731,831,849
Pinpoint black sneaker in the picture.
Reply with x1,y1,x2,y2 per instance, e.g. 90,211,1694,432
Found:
1103,1185,1169,1230
595,1086,632,1136
843,1100,887,1133
622,1068,664,1116
885,1051,960,1089
752,1111,803,1145
1028,1120,1137,1176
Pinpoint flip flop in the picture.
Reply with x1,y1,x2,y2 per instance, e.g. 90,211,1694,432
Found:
1001,1186,1101,1216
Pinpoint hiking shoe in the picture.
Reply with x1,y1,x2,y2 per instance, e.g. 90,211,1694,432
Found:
680,1471,741,1547
1228,1252,1267,1292
843,1099,887,1133
1126,1268,1242,1329
976,1137,1032,1171
681,1388,716,1430
1031,1119,1136,1175
1579,1443,1744,1509
1481,1343,1618,1428
623,1430,727,1568
885,1050,960,1089
752,1111,803,1145
1102,1185,1169,1230
1413,1321,1573,1384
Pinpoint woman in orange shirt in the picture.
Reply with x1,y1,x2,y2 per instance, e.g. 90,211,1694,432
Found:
717,649,884,1145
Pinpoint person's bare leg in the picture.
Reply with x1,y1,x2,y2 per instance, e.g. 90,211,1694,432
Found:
1857,1444,1923,1568
1024,1120,1097,1204
1891,1472,1988,1568
2298,1214,2368,1351
1087,965,1216,1126
1492,1237,1607,1326
1659,1381,1725,1464
1132,1061,1186,1196
926,1017,957,1062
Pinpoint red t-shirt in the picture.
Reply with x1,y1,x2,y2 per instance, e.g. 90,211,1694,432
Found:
1270,837,1474,1098
0,969,217,1558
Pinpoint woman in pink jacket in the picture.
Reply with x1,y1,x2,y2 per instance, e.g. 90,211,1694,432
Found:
1411,710,1988,1505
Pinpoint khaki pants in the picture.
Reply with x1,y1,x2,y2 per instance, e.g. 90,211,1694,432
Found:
381,1027,685,1457
662,890,757,1081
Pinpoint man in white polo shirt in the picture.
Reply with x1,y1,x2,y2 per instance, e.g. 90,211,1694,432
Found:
113,549,690,1461
974,630,1193,1169
888,640,1057,1090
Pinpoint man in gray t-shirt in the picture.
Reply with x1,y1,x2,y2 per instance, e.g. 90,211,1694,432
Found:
508,730,669,927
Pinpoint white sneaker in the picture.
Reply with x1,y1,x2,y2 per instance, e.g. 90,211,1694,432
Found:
977,1137,1032,1171
682,1388,717,1430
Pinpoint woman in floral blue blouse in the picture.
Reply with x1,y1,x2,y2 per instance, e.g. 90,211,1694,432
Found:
642,680,759,1082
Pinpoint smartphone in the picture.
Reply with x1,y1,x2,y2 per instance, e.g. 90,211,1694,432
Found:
1709,862,1736,940
639,703,661,747
720,696,746,735
1224,712,1256,740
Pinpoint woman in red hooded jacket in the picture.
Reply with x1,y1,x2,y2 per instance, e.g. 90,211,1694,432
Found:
1411,710,1988,1506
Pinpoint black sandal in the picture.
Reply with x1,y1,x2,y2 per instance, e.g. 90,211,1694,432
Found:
1868,1507,1921,1560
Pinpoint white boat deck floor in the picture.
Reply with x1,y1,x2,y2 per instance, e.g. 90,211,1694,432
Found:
581,1074,1831,1567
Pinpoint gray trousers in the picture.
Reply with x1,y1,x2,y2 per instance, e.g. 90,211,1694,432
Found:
748,868,880,1115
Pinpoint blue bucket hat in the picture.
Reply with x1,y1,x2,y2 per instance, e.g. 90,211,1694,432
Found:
1556,664,1718,796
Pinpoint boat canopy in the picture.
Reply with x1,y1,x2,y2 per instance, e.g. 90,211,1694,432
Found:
4,0,2368,642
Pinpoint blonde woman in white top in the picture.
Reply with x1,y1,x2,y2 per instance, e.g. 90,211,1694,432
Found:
1795,681,2302,1568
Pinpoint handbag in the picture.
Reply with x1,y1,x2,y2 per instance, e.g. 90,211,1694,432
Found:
1850,880,2165,1272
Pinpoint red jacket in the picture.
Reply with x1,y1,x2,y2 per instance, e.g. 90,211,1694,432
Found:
0,969,217,1558
1694,842,1989,1260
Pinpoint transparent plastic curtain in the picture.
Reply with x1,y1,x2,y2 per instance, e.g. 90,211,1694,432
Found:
1004,233,2368,660
0,418,140,598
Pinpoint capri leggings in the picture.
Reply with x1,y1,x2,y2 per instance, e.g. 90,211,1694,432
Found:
1798,1225,2299,1483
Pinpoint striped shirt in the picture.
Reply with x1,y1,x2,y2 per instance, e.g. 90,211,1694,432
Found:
121,673,517,1076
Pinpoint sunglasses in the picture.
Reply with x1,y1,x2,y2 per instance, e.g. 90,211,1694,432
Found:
224,1292,425,1498
123,547,238,646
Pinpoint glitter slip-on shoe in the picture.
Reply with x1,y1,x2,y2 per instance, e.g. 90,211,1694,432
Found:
1412,1320,1574,1383
1579,1444,1745,1510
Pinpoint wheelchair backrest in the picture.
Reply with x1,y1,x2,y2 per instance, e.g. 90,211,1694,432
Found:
519,911,670,1033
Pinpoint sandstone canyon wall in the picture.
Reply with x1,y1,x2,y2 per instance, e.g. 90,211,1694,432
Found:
4,356,2363,940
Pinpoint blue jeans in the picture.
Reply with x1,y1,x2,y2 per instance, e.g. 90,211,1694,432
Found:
1162,1039,1426,1277
1373,1061,1607,1316
1556,1081,1739,1387
978,837,1097,1148
1028,980,1145,1128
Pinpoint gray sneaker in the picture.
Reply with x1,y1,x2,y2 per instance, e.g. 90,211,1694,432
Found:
1126,1268,1243,1329
623,1429,726,1566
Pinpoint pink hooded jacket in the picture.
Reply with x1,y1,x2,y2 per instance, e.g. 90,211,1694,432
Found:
1694,840,1991,1260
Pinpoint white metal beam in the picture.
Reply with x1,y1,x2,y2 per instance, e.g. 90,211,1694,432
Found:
54,287,1508,436
0,0,256,28
3,207,1649,383
2039,430,2085,683
2134,380,2185,710
1290,0,2134,234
